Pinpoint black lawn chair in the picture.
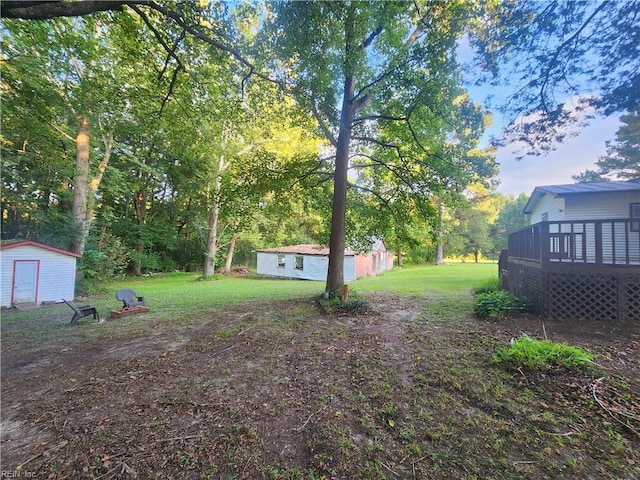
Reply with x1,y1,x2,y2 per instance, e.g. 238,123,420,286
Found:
115,288,146,309
63,299,99,325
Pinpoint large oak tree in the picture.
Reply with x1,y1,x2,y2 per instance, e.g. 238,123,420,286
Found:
263,1,495,293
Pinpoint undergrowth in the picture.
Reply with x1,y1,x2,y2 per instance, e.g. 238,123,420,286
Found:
320,291,373,315
474,290,531,319
494,334,596,371
472,276,503,294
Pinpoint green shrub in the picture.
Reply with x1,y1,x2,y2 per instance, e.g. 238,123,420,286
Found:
473,277,503,294
319,291,372,315
81,231,129,280
474,290,530,318
494,334,595,370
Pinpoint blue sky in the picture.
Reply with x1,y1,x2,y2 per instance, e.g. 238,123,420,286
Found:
491,114,621,197
456,30,623,198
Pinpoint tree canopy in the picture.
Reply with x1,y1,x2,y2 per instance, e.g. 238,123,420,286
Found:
471,0,640,154
2,0,636,285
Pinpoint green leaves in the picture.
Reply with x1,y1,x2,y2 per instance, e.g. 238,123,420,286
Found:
474,291,531,319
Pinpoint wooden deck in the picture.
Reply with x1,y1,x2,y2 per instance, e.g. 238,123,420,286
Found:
506,219,640,268
501,220,640,321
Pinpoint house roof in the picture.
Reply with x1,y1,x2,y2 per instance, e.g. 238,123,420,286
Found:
0,240,82,258
523,181,640,215
257,244,356,256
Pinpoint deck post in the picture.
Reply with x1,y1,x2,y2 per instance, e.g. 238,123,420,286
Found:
540,222,550,264
595,222,603,265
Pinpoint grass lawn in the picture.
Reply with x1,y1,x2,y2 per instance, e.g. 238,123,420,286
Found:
99,262,499,313
2,262,638,479
2,262,496,325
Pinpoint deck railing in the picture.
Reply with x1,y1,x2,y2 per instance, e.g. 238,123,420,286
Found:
507,219,640,266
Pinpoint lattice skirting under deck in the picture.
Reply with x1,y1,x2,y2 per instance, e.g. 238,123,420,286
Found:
505,260,640,321
547,273,619,321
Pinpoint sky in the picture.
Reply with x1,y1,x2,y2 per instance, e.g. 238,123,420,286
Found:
455,20,625,199
492,114,621,197
461,72,623,198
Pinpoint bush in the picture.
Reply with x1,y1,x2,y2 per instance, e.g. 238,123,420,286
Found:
474,290,530,319
81,231,129,281
473,277,503,294
494,334,596,370
319,291,372,315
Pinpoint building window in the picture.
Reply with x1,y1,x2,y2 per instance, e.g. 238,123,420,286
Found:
277,255,285,269
631,203,640,232
295,255,304,270
541,212,549,222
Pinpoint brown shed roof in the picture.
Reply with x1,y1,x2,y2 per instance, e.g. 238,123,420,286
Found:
0,240,82,258
257,244,355,256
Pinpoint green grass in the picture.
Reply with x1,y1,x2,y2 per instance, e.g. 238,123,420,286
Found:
355,262,497,296
88,262,497,317
0,263,498,351
494,334,596,371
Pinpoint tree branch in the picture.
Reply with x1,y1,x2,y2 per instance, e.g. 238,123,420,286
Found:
158,64,184,115
537,2,608,113
353,114,408,126
312,102,338,148
144,1,277,86
354,54,416,100
346,181,392,210
362,25,383,49
129,5,186,79
0,1,139,19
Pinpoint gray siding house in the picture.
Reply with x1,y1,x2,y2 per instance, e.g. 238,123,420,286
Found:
501,181,640,321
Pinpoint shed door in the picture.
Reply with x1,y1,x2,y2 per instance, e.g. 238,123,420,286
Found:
13,260,39,304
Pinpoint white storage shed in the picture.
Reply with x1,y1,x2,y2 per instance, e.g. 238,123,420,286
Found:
256,241,393,281
1,240,81,307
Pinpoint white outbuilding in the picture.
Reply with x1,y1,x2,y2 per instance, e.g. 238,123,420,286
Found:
256,240,393,281
0,240,81,308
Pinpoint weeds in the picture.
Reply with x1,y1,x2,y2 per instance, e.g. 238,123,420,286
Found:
494,334,596,370
474,291,531,319
473,276,503,294
319,290,373,315
336,298,371,314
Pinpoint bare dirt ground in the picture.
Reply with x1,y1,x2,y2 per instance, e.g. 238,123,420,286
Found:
1,293,638,479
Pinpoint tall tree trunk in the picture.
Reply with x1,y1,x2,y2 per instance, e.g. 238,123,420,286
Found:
203,157,228,276
70,114,90,254
436,241,445,265
133,189,147,275
86,133,112,248
224,231,239,273
436,199,446,265
69,116,112,256
326,75,356,294
396,248,403,267
203,198,220,276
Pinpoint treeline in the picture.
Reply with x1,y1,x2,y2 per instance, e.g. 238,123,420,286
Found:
3,2,633,281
